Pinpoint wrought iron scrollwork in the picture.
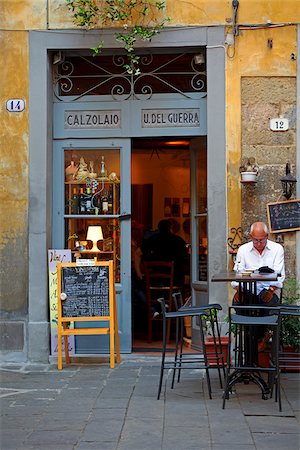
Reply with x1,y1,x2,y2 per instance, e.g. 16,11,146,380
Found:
53,52,206,102
227,227,247,252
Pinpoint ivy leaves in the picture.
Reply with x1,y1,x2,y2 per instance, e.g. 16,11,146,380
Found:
66,0,170,75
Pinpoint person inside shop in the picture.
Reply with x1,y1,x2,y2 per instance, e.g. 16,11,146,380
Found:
232,221,285,350
134,219,188,318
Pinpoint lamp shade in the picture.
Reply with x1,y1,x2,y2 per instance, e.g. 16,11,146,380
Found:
86,226,103,252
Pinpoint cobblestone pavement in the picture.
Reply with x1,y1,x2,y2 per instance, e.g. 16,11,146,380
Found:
1,355,299,450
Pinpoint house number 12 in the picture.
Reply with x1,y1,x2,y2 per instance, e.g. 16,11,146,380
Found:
270,118,289,131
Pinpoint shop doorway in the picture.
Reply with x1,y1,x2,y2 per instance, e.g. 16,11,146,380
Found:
131,137,207,351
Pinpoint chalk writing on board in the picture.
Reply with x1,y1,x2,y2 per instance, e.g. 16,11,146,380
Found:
62,266,109,317
267,200,300,233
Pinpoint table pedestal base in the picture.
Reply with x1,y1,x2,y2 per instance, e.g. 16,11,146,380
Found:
223,369,270,402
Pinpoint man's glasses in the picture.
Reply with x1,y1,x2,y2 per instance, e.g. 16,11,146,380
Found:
252,237,267,244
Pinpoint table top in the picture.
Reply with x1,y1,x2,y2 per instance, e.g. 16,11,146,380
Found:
211,271,278,283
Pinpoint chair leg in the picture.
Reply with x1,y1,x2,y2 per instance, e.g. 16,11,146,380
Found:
209,311,224,389
274,327,282,411
199,317,212,399
147,303,152,343
171,317,180,389
214,312,226,379
177,316,184,383
157,314,167,400
222,327,232,409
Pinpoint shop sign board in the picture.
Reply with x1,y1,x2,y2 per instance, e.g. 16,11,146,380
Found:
142,108,200,128
48,249,74,356
64,110,121,129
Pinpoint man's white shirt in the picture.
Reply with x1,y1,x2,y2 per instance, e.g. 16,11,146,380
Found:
232,240,285,294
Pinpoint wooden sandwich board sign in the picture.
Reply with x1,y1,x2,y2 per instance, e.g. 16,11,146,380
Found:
57,260,120,370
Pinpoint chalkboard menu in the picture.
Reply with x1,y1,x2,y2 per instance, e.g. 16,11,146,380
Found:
267,199,300,233
61,265,109,317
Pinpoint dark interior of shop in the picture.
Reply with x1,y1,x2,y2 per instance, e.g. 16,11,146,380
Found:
131,137,192,350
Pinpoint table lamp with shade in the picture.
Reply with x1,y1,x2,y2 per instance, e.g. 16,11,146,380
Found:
86,226,103,252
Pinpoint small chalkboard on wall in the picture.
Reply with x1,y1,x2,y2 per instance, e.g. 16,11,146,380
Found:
267,199,300,233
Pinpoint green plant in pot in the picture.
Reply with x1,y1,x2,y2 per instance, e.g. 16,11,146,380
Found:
280,278,300,349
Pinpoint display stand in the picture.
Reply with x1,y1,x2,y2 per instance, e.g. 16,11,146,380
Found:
57,260,120,369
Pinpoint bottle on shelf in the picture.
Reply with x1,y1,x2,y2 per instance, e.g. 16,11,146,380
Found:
85,187,93,214
78,187,86,214
100,156,108,179
108,187,113,215
71,187,78,215
102,191,109,214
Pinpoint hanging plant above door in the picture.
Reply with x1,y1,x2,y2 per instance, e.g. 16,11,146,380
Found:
66,0,170,75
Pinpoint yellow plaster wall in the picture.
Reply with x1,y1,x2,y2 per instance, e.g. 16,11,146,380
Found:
2,0,299,30
47,1,300,29
0,31,29,310
0,1,47,30
226,26,297,232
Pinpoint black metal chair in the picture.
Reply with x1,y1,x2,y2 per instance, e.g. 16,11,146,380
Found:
223,305,281,410
176,292,225,387
157,292,224,400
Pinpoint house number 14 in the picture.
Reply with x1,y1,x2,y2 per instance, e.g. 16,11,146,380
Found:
6,99,25,112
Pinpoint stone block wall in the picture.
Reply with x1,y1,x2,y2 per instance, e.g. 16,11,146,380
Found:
241,77,296,278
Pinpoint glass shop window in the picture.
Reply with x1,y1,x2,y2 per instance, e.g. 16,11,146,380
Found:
64,148,121,282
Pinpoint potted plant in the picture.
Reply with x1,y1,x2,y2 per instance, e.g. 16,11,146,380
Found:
239,157,259,182
203,312,229,367
280,279,300,371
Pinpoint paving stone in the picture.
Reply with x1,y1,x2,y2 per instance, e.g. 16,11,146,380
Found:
126,397,164,419
76,442,117,450
80,419,123,441
163,425,210,449
118,417,163,448
19,445,74,450
212,445,256,450
90,407,127,419
246,415,299,433
252,432,300,449
93,397,130,408
23,429,82,446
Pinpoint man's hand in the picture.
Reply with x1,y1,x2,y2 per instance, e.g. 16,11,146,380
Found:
261,287,276,303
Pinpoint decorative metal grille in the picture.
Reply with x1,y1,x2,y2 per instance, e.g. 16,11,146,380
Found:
54,52,206,102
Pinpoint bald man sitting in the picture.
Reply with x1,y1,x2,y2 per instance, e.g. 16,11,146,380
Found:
232,222,285,349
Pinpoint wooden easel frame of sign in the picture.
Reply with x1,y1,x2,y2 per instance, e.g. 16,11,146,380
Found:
267,199,300,233
57,260,120,370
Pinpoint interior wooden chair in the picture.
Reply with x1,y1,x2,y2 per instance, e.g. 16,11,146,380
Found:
143,260,177,343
